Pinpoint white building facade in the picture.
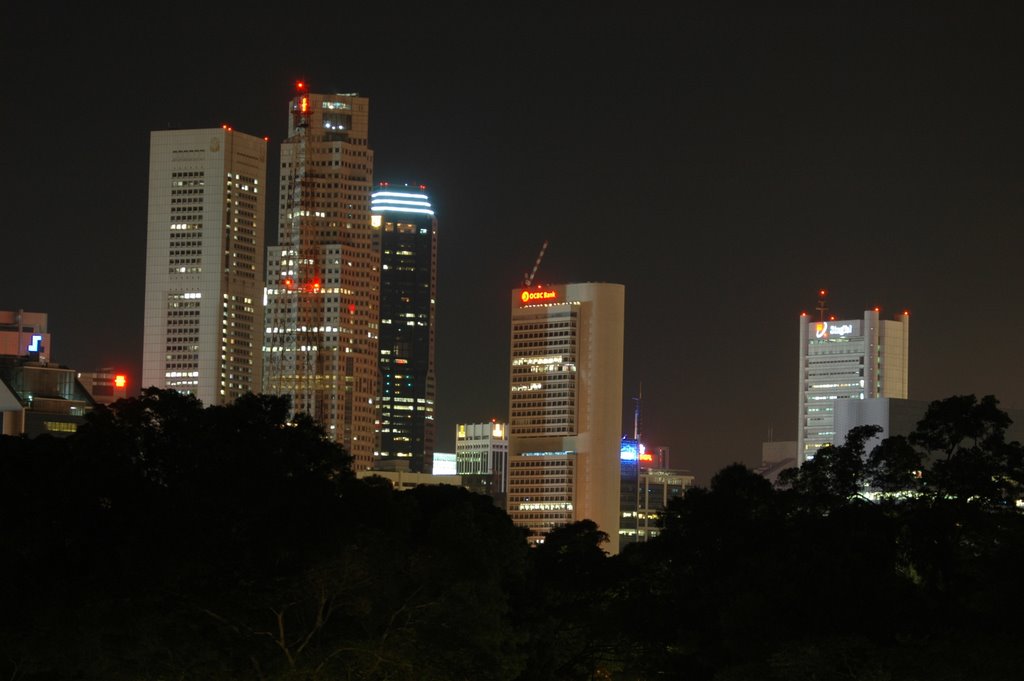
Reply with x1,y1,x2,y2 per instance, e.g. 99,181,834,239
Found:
456,421,508,478
142,128,266,406
797,310,909,464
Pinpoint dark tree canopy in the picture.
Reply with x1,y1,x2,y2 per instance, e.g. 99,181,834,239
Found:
1,391,1023,680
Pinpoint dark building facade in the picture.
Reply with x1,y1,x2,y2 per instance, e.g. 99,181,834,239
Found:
371,183,437,472
0,357,96,437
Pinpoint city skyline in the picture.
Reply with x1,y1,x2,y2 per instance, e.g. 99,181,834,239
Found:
4,5,1024,483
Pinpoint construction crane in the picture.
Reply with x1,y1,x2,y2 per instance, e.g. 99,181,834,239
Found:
523,240,549,287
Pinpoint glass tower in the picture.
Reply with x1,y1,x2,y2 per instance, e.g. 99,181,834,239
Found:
371,184,437,473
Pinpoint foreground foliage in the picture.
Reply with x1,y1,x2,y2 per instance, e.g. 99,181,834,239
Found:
1,391,1022,679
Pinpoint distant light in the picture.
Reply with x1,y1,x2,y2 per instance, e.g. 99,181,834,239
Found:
348,303,356,314
874,307,880,312
296,80,306,91
263,136,269,142
114,375,127,388
300,95,309,113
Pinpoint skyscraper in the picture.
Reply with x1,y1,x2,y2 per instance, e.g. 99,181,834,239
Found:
797,307,909,464
371,183,437,472
142,127,266,406
262,83,379,469
506,282,625,554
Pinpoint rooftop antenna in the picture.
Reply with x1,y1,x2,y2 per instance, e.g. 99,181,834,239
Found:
633,382,643,441
816,288,829,322
523,240,549,287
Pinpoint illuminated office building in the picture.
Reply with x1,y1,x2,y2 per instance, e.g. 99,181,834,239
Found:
619,438,693,546
142,127,266,406
372,183,437,472
262,83,379,469
798,308,909,464
456,421,509,502
0,357,96,437
0,310,93,436
506,283,625,554
77,368,129,405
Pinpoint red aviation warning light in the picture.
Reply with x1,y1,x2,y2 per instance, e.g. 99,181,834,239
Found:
114,375,127,388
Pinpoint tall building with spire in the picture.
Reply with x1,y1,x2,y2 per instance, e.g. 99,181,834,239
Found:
142,127,267,406
372,183,437,472
262,83,379,469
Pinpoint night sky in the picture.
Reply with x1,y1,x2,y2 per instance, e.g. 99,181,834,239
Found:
3,4,1023,483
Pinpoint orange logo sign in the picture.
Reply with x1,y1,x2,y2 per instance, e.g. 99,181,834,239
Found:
521,289,557,304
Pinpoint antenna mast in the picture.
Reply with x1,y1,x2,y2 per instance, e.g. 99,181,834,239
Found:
816,289,828,322
633,382,643,441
